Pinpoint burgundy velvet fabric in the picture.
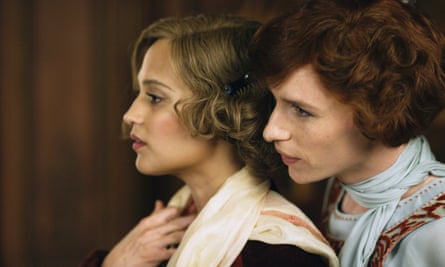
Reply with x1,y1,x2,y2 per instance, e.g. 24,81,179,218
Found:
235,240,328,267
79,240,328,267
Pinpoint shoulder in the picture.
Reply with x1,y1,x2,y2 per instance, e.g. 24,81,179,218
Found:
256,190,339,267
388,218,445,266
400,218,445,254
236,240,329,267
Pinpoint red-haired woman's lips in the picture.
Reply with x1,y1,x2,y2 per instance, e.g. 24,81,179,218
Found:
130,134,146,151
280,154,300,165
275,148,300,165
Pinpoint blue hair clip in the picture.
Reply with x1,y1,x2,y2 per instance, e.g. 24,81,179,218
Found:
224,73,251,96
400,0,416,5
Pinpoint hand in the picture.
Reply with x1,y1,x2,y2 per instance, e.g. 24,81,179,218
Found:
102,200,196,267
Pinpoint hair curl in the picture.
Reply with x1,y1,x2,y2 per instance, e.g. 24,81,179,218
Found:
130,14,283,178
250,0,445,147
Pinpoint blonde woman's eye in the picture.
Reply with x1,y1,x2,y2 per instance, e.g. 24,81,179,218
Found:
146,93,162,103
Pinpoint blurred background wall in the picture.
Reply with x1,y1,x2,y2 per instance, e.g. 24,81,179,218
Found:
1,0,444,266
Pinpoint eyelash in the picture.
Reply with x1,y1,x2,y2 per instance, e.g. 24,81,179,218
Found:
292,105,312,117
146,93,162,104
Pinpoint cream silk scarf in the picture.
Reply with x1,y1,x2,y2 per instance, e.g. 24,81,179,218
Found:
166,167,339,267
340,136,445,267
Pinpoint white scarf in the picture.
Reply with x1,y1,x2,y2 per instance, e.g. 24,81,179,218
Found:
167,167,339,267
340,136,445,267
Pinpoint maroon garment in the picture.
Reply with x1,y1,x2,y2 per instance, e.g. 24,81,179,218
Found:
79,240,328,267
78,250,108,267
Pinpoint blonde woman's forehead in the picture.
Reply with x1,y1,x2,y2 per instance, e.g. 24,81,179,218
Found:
138,39,190,95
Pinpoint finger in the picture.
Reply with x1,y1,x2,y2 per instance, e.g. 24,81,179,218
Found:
132,231,182,261
168,214,196,230
138,244,177,263
130,240,175,264
152,200,165,213
125,207,179,238
155,214,196,236
138,206,182,230
157,230,187,249
151,200,179,221
138,214,195,245
137,232,185,262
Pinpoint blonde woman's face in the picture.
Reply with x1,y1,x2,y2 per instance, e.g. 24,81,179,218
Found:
123,39,217,177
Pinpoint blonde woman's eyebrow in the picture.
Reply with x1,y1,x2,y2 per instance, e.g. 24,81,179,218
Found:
141,79,174,91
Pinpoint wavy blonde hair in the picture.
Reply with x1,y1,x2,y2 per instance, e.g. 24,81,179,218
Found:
130,14,282,178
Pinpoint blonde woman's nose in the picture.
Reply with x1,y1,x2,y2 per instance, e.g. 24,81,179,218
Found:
122,112,133,125
123,100,143,125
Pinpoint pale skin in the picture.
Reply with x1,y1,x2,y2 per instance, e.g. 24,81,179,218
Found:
102,201,195,267
103,39,243,267
263,64,432,215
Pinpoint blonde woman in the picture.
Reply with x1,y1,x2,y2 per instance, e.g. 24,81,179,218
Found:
80,14,338,267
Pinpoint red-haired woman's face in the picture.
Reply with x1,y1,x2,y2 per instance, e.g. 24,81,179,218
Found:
263,65,376,184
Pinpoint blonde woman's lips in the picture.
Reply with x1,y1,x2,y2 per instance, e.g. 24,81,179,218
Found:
130,134,146,151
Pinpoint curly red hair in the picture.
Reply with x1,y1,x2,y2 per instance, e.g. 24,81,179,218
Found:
250,0,445,147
